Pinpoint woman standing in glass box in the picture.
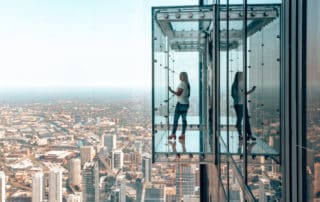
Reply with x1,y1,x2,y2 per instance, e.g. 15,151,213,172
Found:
168,72,190,141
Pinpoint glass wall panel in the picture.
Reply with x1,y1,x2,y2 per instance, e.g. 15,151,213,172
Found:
153,18,168,128
152,6,214,163
217,2,281,200
247,157,281,201
229,158,245,202
246,2,281,201
217,2,229,198
306,0,320,201
228,3,245,176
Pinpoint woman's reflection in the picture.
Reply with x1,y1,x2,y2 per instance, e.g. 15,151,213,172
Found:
231,71,256,141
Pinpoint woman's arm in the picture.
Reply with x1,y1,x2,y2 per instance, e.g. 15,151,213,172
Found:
169,86,183,96
247,86,256,94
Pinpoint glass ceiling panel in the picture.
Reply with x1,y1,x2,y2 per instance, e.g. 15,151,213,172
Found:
171,21,199,32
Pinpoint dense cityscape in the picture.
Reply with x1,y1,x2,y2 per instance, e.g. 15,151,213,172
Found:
0,94,200,202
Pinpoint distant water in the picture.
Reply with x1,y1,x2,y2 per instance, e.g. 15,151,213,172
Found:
0,87,149,104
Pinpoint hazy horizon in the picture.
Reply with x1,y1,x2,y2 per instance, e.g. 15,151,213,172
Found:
0,87,151,103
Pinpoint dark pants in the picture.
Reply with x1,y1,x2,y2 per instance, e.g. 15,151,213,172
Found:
171,103,189,135
234,104,252,137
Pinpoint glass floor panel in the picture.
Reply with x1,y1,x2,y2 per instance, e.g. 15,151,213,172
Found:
154,115,199,126
153,153,214,163
154,116,235,128
154,130,200,153
219,131,279,157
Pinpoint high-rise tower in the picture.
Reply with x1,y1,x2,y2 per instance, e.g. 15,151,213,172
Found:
0,171,5,202
80,146,95,166
142,153,152,183
102,134,117,153
112,149,123,171
49,168,62,202
32,172,43,202
69,158,81,188
82,162,99,202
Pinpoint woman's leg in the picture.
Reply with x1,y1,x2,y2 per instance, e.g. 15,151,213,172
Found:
245,106,256,140
171,104,181,135
234,104,243,136
181,110,188,135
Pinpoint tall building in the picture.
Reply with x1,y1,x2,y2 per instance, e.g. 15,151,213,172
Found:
150,1,320,201
259,177,271,202
142,153,152,183
102,134,116,153
69,158,81,188
134,140,142,153
80,146,95,166
135,178,144,202
49,168,62,202
119,179,126,202
0,171,5,202
144,184,165,202
32,172,43,202
100,175,116,200
82,162,99,202
110,189,120,202
112,149,123,171
66,194,81,202
176,164,196,201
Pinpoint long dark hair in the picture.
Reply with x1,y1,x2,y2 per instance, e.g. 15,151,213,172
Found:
231,72,243,99
233,72,243,89
180,72,190,97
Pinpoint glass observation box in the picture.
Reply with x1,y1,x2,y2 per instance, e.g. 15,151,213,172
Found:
152,5,214,163
152,3,281,168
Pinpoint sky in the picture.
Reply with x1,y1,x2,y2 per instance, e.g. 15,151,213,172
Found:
0,0,198,90
0,0,282,90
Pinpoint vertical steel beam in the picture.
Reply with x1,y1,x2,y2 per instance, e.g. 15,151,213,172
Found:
242,0,248,187
226,0,230,200
151,8,155,163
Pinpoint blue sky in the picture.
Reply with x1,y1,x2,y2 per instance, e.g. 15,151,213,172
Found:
0,0,197,90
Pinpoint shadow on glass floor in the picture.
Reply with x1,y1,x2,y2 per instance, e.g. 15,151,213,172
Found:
153,130,214,163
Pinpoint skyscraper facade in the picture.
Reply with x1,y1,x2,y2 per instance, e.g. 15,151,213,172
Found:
144,184,165,202
32,172,43,202
135,178,144,202
82,162,99,202
66,194,81,202
100,175,116,201
102,134,116,153
112,149,123,171
80,146,95,166
176,164,196,201
69,158,81,187
0,171,5,202
119,180,126,202
142,153,152,183
49,168,62,202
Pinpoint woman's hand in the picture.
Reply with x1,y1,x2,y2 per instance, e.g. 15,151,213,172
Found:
247,86,257,94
